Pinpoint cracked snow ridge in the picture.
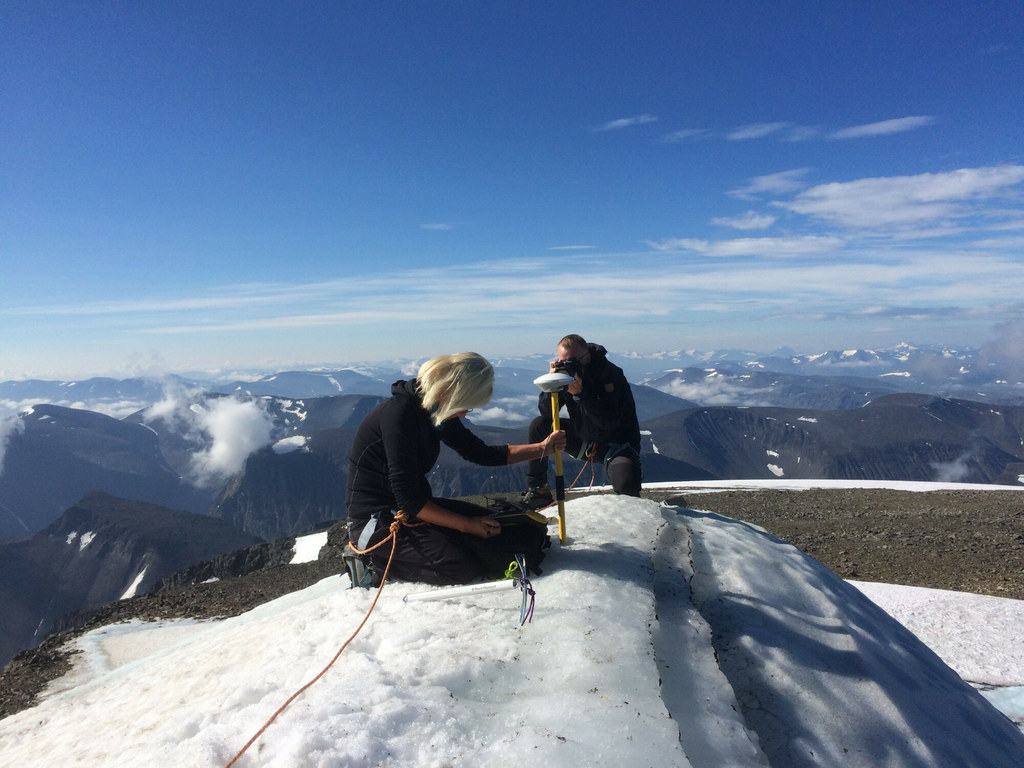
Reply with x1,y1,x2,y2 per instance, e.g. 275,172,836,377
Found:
651,508,769,767
666,502,1022,768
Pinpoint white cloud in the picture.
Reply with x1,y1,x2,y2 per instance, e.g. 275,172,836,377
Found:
783,125,823,142
67,399,151,419
722,116,932,143
645,235,845,258
987,217,1024,232
470,399,533,427
146,307,427,334
143,380,206,425
972,236,1024,249
421,223,454,231
6,291,290,317
14,242,1020,354
0,412,25,477
979,319,1024,381
399,360,422,378
727,122,792,140
930,449,975,483
831,115,936,139
8,165,1024,376
710,211,777,230
778,165,1024,229
659,128,708,143
0,396,148,421
654,376,777,407
728,168,812,200
143,383,275,488
189,398,275,487
590,114,658,132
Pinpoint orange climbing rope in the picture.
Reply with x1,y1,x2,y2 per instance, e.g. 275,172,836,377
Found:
223,511,420,768
574,450,597,490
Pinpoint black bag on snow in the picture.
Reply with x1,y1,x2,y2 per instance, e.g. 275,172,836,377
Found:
467,497,551,578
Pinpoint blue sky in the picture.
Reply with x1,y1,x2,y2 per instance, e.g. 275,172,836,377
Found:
2,1,1023,379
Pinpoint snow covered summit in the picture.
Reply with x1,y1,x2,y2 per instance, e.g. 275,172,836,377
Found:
1,494,1022,767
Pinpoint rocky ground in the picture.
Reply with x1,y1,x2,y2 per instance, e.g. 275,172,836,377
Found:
658,488,1024,600
3,487,1023,719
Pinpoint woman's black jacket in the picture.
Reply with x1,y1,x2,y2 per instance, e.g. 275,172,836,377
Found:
345,379,509,527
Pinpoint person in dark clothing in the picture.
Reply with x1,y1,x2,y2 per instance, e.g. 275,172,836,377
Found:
346,352,565,586
522,334,642,506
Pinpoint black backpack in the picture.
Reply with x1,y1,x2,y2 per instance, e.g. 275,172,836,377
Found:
470,497,551,578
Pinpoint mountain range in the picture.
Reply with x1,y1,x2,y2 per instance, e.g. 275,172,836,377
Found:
3,342,1023,419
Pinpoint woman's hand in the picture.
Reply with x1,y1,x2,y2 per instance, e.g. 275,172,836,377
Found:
417,503,501,538
543,430,567,456
466,516,502,539
506,430,567,465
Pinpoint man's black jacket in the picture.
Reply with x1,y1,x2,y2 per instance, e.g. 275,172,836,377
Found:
538,343,641,451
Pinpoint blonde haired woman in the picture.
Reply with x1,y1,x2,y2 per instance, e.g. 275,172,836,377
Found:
346,352,565,585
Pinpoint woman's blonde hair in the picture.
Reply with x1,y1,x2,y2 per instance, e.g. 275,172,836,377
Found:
416,352,495,426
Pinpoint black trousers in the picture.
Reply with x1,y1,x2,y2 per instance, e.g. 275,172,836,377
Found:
525,414,642,497
351,498,541,586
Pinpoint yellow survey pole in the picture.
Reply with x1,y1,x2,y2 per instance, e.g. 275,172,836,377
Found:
550,391,567,544
533,371,574,545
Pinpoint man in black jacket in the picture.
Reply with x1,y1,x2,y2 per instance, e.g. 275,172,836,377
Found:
522,334,642,507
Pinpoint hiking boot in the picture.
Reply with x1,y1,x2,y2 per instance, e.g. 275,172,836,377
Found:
343,544,380,589
520,486,554,510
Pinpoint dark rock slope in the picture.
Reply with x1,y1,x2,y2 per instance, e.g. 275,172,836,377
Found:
0,492,262,670
0,404,213,538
